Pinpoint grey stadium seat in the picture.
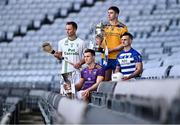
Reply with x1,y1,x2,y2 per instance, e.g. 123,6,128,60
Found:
90,81,117,106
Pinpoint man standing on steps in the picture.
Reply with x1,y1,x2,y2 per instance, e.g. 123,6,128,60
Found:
96,6,128,81
54,21,87,93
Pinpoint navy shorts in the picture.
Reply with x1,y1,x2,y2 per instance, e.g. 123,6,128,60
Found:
101,59,117,70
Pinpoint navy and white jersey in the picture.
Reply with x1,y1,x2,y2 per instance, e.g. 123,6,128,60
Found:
116,48,142,77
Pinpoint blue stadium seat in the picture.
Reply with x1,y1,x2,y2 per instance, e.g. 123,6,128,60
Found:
169,65,180,78
141,66,171,79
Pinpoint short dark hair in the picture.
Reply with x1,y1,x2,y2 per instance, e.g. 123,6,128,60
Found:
84,49,95,56
66,21,78,29
108,6,120,14
121,32,134,40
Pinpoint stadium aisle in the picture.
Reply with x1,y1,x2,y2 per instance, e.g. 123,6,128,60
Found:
19,108,44,124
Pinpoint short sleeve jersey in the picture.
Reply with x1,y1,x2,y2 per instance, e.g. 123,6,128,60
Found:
80,63,105,90
101,22,128,59
116,48,142,77
58,37,86,74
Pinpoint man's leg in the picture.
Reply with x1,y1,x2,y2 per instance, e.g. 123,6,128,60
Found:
76,90,90,102
104,69,113,81
102,59,116,81
101,59,110,81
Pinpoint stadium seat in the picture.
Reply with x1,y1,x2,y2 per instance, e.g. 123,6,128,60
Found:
97,81,117,93
168,65,180,78
90,81,117,106
73,0,85,11
0,88,10,97
57,97,87,124
10,88,29,98
163,58,180,66
5,97,21,105
141,66,171,79
143,60,163,69
51,94,62,109
27,90,47,109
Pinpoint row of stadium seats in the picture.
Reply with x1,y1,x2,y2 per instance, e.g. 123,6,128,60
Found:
25,78,180,124
0,65,179,91
38,91,149,124
90,79,180,123
39,92,87,124
1,78,180,124
0,0,95,41
1,56,179,81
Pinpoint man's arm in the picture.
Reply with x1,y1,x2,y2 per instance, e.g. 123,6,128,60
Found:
81,76,104,100
74,41,87,68
87,76,104,92
122,62,143,80
75,78,84,91
109,44,124,53
74,58,85,69
54,51,62,59
109,26,128,53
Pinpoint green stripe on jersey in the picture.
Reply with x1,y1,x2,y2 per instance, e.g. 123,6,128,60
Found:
64,61,68,73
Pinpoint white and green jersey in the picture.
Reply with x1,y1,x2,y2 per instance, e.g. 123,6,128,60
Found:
58,37,86,74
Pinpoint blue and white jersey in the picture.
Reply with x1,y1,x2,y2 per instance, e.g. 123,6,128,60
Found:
116,48,142,77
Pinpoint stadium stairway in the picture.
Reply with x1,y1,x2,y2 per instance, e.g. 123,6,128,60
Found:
19,109,44,124
0,89,46,124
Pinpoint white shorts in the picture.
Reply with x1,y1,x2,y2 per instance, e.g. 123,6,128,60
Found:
76,90,84,99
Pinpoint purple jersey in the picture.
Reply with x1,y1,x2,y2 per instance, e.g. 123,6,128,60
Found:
81,63,105,90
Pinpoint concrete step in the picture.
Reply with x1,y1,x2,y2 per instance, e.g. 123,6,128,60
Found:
19,108,44,124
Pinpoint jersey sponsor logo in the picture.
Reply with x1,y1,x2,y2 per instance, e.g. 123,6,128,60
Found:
118,53,134,64
64,48,79,55
68,48,75,52
118,57,134,64
64,52,79,55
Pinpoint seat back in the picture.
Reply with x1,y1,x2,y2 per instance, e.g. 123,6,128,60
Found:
97,81,117,94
